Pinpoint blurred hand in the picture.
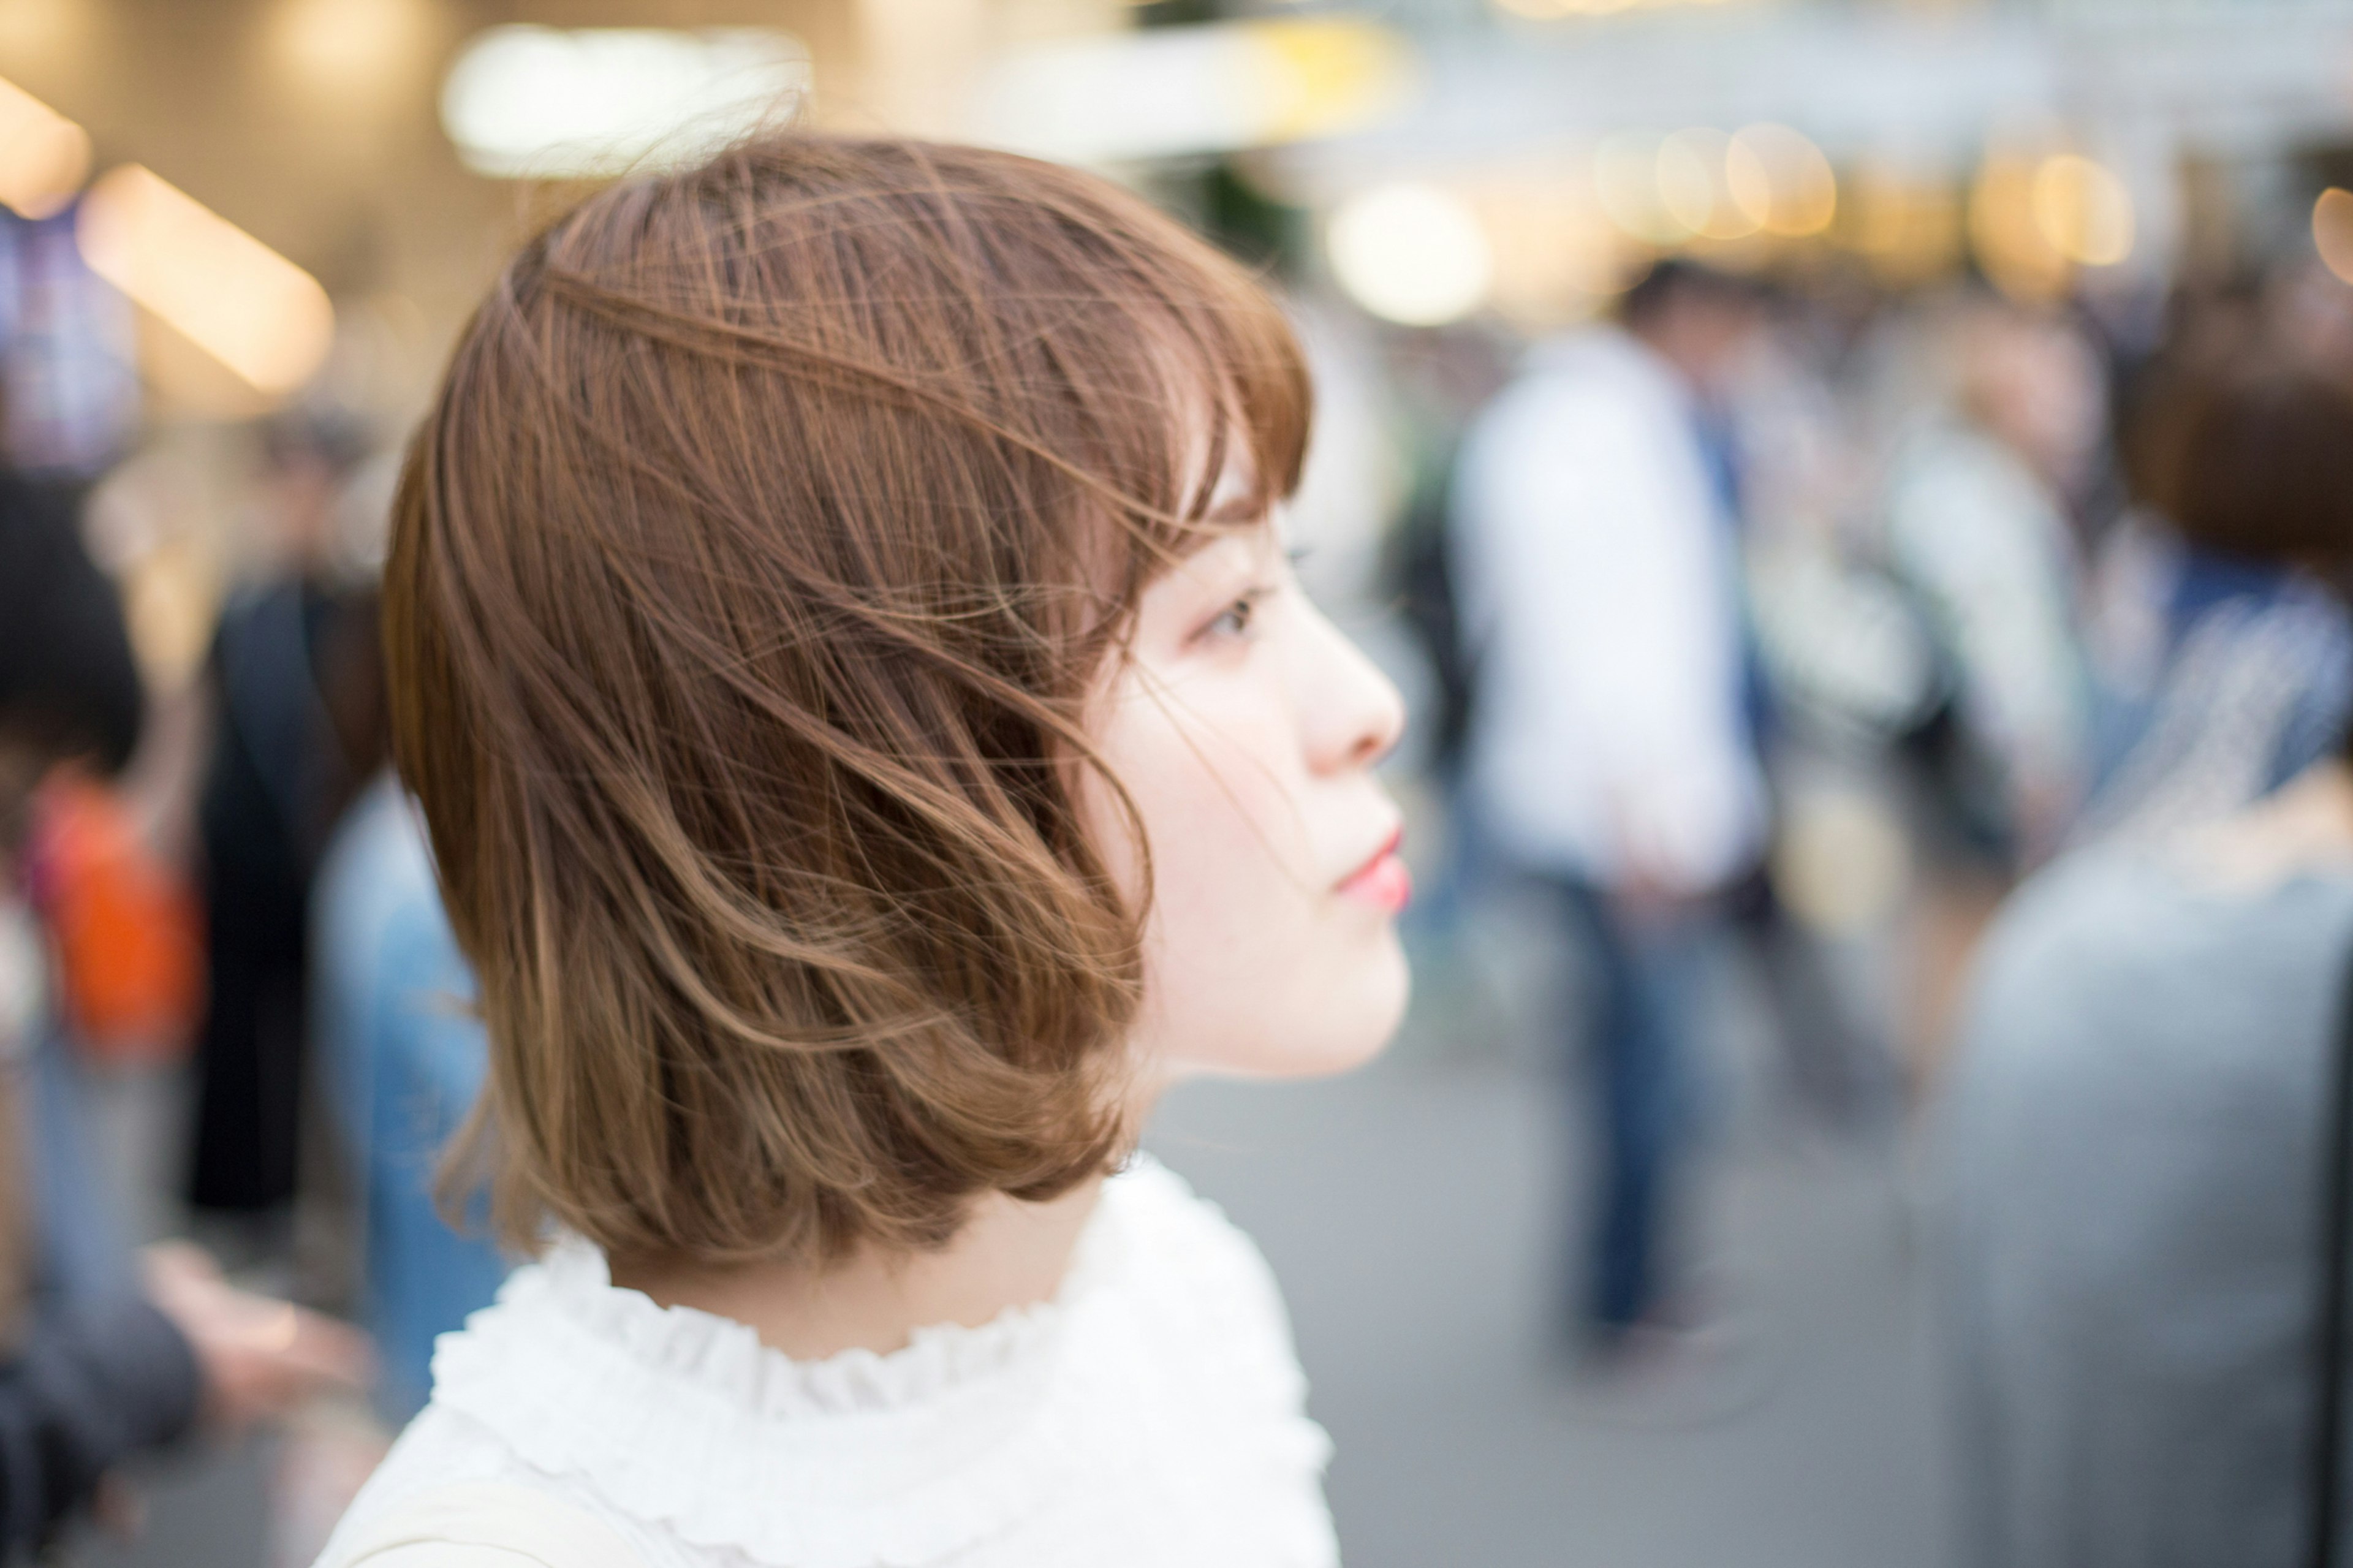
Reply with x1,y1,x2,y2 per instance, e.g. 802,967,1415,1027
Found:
141,1243,371,1431
2011,765,2082,869
1608,869,1692,931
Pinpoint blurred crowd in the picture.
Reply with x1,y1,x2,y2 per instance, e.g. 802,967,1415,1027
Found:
1403,244,2353,1562
4,173,2353,1566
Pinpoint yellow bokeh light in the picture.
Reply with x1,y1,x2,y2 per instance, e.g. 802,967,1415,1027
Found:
1658,127,1760,241
2312,188,2353,286
1969,152,2070,301
1473,170,1641,328
271,0,438,106
77,165,335,396
1595,131,1688,245
2031,153,2134,268
0,0,91,74
1244,20,1418,144
1730,123,1836,237
0,75,89,219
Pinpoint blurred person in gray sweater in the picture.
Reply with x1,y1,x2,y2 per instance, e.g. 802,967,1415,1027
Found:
1936,355,2353,1567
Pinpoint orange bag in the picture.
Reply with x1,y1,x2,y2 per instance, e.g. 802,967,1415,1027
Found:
27,772,204,1065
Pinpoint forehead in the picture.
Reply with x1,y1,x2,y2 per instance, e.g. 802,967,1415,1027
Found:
1151,512,1281,596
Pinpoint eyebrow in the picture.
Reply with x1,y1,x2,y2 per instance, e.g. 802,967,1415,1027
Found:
1203,494,1263,525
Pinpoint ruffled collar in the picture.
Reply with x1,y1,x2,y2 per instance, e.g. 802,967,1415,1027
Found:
428,1161,1153,1568
513,1197,1118,1420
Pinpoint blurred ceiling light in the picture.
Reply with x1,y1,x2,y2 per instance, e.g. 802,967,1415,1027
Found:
2316,189,2353,286
272,0,435,103
1594,131,1688,246
1729,124,1836,237
1327,183,1491,327
1658,127,1759,241
2030,153,2133,268
1495,0,1638,17
76,165,334,396
0,75,89,219
441,26,809,179
974,19,1412,164
1493,0,1748,18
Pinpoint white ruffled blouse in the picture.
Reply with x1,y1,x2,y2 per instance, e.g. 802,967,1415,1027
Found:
318,1157,1340,1568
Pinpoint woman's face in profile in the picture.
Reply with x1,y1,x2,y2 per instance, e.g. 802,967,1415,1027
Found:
1085,515,1411,1089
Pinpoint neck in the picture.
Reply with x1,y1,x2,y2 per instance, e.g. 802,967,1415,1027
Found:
605,1174,1108,1362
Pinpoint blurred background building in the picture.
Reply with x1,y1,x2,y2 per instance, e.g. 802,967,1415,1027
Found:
8,0,2353,1564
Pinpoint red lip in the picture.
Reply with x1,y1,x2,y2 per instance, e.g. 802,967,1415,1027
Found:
1336,825,1410,914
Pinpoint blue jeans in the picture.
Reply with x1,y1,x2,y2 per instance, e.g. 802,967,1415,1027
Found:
1555,881,1708,1336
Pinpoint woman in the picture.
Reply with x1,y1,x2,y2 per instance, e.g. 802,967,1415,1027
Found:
2075,338,2353,845
316,134,1409,1567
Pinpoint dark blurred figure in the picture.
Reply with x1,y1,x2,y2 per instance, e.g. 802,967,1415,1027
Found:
1934,356,2353,1568
187,415,385,1229
0,474,365,1557
1453,262,1769,1354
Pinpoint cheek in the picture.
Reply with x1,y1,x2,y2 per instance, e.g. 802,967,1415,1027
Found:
1090,686,1408,1085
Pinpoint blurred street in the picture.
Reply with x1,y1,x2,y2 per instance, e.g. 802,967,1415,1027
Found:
1156,963,1944,1568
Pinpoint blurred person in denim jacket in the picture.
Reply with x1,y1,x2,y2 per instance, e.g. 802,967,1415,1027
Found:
314,773,508,1422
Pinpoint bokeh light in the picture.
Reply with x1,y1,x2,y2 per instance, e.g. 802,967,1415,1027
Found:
270,0,438,106
1969,151,2072,301
1729,123,1837,237
1658,127,1760,241
1326,182,1493,327
2031,153,2134,267
2313,187,2353,285
76,165,335,396
0,75,89,219
1473,169,1641,328
1594,131,1688,246
977,18,1413,165
440,26,809,179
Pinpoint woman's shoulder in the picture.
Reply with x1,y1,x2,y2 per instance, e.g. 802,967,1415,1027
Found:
314,1409,678,1568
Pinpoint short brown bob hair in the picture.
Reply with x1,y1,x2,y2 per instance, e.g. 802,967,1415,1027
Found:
386,134,1309,1266
2163,357,2353,569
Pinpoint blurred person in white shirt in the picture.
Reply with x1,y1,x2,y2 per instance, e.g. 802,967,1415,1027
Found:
1452,262,1768,1354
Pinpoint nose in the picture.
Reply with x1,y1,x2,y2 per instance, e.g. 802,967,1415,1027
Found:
1298,600,1406,776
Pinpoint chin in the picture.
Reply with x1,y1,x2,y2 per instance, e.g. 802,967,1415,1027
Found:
1249,929,1412,1080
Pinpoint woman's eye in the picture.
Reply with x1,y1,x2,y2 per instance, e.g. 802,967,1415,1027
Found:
1205,589,1268,641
